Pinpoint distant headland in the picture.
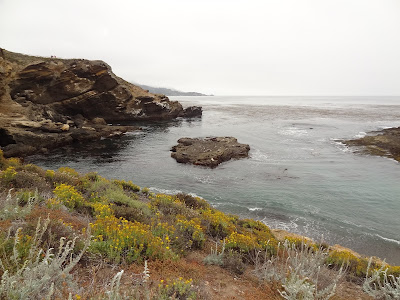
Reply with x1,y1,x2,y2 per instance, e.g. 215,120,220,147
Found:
137,84,213,97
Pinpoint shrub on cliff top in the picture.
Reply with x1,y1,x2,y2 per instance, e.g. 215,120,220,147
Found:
0,216,90,299
53,184,85,210
254,239,345,299
363,257,400,299
176,193,210,210
200,208,236,238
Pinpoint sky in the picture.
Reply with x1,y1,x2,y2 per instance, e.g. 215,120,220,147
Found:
1,0,400,96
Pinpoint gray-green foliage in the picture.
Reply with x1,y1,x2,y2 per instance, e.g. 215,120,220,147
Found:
0,216,90,299
203,240,225,266
254,240,345,300
363,257,400,300
104,261,151,300
106,270,125,300
0,189,38,220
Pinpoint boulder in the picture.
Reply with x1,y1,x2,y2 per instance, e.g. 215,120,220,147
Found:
171,137,250,168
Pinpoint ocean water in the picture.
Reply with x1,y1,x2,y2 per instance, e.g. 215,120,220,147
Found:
27,96,400,264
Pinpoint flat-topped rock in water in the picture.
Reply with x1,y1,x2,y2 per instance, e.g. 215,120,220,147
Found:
170,137,250,168
342,127,400,162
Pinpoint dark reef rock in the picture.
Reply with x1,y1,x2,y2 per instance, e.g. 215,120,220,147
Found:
180,106,202,118
171,137,250,168
342,127,400,162
0,49,202,157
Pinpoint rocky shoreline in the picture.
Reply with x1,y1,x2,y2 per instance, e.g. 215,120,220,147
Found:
0,49,201,157
342,127,400,162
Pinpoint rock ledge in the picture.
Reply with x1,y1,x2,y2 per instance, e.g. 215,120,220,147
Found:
171,137,250,168
342,127,400,162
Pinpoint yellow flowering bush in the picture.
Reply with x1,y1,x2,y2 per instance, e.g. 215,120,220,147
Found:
225,231,259,253
5,157,21,167
151,220,176,239
239,219,270,232
113,179,140,192
0,166,17,186
150,194,189,216
175,215,205,249
326,250,368,277
45,169,55,179
200,208,236,238
57,167,80,177
0,150,5,169
388,265,400,278
157,277,196,299
53,184,85,209
90,203,175,263
46,198,63,209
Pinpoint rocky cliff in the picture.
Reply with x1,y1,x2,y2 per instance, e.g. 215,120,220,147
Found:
0,49,202,157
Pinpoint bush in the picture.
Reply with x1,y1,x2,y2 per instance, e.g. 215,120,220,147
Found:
175,215,205,250
113,179,140,193
0,216,90,299
16,189,43,206
203,241,225,266
157,277,197,300
223,250,246,275
13,170,51,191
200,208,236,238
326,250,368,278
253,239,345,299
150,194,193,219
48,169,80,186
20,163,46,177
363,257,400,299
89,203,176,263
176,193,210,210
53,184,85,209
57,167,80,178
0,190,38,220
113,203,153,224
0,166,17,188
0,150,6,170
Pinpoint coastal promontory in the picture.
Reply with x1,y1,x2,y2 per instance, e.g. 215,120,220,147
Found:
343,127,400,162
0,49,201,157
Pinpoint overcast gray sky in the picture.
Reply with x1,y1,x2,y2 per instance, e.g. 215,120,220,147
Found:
1,0,400,95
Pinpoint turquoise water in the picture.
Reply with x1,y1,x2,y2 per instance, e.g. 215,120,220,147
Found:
28,96,400,264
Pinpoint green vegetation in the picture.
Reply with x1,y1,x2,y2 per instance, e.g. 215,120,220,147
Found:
0,149,399,299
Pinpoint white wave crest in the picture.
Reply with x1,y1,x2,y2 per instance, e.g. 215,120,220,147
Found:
279,127,308,137
248,207,262,211
149,187,182,195
375,234,400,245
354,131,366,138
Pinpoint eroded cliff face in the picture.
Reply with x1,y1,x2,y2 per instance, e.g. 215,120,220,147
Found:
0,49,201,157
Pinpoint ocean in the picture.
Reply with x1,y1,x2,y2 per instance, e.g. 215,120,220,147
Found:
27,96,400,264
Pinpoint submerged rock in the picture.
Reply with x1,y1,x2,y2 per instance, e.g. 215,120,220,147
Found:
171,137,250,168
342,127,400,162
